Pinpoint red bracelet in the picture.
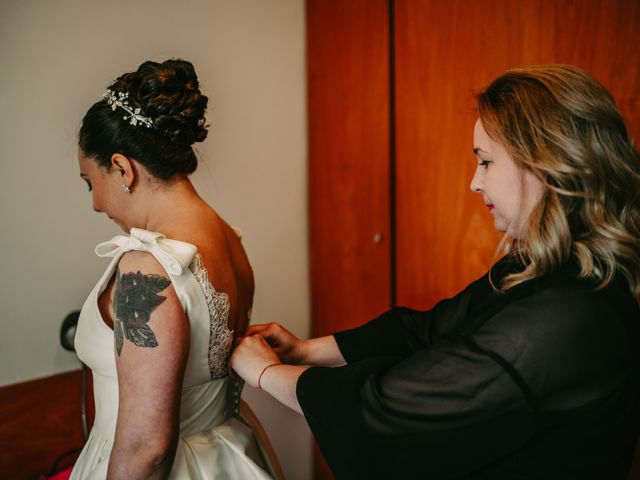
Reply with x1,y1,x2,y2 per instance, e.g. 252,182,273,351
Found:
257,363,280,389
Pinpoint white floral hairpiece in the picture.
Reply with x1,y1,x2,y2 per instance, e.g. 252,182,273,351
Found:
103,89,152,128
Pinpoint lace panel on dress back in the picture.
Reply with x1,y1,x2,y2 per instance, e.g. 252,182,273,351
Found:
189,254,234,380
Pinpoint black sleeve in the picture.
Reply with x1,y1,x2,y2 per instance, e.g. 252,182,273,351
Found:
334,275,484,363
297,328,535,479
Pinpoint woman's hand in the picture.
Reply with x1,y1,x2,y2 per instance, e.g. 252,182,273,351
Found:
245,322,307,364
230,335,281,387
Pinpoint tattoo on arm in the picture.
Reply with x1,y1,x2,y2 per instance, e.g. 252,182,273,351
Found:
113,270,171,356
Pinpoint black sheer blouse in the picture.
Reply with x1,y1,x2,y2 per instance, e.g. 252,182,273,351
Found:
297,258,640,479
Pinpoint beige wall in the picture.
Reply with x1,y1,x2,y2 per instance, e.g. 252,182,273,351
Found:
0,0,311,478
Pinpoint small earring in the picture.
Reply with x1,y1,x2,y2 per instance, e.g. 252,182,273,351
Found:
122,184,131,194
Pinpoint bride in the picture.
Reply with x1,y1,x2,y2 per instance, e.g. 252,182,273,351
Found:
70,58,271,479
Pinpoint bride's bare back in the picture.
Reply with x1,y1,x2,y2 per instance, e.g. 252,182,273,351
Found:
182,208,254,339
97,205,254,340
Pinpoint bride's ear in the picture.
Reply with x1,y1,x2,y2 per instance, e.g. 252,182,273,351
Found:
110,154,135,191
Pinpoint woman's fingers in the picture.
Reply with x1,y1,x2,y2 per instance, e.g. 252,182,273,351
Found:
247,323,296,347
246,322,284,341
244,323,305,363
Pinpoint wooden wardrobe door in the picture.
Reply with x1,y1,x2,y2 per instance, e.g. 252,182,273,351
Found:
394,0,640,309
307,1,391,477
307,0,391,337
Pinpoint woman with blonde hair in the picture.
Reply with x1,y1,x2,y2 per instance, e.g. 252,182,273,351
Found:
231,65,640,479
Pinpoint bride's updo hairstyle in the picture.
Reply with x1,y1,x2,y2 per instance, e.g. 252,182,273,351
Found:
79,59,208,180
477,65,640,295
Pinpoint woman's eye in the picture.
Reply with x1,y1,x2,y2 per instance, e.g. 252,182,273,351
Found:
478,160,491,169
85,181,92,192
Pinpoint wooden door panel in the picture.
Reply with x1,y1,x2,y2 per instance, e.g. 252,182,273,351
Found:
307,0,391,338
394,0,640,309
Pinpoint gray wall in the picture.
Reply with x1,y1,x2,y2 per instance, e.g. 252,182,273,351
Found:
0,1,311,478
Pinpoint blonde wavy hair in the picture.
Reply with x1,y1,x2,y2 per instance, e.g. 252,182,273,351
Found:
477,64,640,295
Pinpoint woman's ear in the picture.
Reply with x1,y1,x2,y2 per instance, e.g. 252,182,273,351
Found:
110,154,135,191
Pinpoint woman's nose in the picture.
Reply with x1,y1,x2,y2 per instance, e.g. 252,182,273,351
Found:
470,168,483,193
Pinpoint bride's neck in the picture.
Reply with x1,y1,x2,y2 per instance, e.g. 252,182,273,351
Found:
136,177,206,232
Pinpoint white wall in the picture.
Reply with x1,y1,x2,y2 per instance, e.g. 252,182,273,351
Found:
0,0,311,478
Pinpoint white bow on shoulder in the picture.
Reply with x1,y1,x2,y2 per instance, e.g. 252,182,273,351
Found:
94,228,198,276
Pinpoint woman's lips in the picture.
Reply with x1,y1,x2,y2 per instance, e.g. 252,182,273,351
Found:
486,204,495,211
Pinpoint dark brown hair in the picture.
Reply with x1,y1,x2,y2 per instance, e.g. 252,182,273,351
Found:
79,59,208,180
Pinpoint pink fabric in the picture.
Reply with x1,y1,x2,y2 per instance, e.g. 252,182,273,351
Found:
47,466,73,480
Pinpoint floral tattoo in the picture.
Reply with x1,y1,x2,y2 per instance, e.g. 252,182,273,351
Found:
113,270,171,356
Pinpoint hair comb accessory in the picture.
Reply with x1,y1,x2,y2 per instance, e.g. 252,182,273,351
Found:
104,89,152,128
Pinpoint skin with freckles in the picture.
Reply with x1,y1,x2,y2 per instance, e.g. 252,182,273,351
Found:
470,119,544,238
